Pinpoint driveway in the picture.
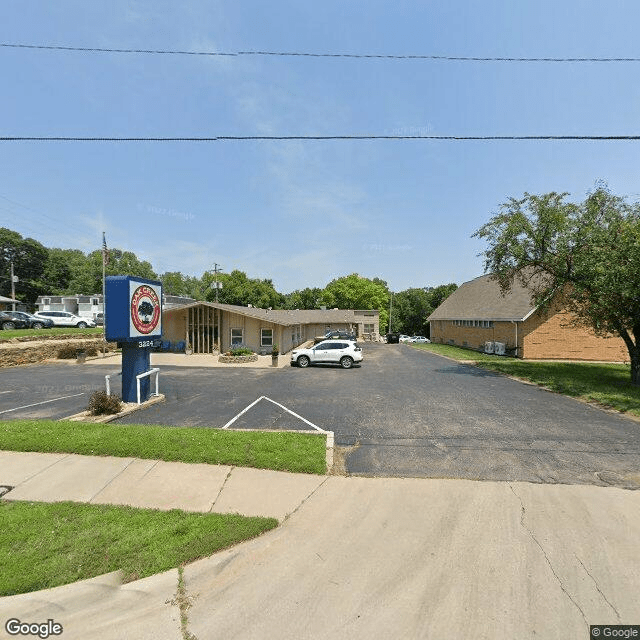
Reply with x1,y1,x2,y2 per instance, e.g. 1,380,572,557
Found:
1,345,639,488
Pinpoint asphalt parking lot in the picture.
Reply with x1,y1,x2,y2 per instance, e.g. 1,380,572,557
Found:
1,343,640,487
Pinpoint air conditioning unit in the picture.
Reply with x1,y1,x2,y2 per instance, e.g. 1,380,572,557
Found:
484,341,495,354
494,342,505,355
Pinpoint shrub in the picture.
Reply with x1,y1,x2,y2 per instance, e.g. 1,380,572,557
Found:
84,346,98,356
87,391,123,416
228,347,254,356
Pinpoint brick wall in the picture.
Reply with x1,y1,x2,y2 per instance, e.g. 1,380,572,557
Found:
521,310,628,362
430,312,628,362
429,320,517,351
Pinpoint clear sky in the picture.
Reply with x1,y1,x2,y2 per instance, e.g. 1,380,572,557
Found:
1,1,639,293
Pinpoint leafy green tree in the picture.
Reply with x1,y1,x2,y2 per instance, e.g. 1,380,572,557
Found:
0,228,48,303
283,287,324,309
160,271,201,298
205,269,284,308
321,273,390,332
390,284,457,336
473,186,640,384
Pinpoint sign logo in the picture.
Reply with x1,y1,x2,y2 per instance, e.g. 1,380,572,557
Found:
130,285,160,335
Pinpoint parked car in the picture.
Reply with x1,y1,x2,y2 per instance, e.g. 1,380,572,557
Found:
412,336,431,344
4,311,54,329
95,312,104,326
399,334,412,343
291,340,363,369
386,332,400,344
34,311,96,328
0,311,30,330
323,330,357,341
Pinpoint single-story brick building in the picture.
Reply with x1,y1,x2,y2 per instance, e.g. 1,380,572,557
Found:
427,274,628,362
162,302,380,354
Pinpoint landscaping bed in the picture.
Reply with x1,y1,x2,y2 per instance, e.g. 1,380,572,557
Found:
0,337,117,367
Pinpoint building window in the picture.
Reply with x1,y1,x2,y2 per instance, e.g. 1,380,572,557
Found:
261,329,273,347
231,328,243,346
364,323,374,334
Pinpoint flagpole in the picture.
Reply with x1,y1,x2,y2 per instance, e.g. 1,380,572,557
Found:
102,231,107,357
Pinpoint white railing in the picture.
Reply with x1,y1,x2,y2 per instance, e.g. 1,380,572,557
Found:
105,372,121,395
136,368,160,404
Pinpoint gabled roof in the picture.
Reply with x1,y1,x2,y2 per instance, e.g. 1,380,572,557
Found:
427,273,539,322
165,301,371,327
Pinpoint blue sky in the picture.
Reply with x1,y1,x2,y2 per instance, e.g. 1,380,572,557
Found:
1,1,639,293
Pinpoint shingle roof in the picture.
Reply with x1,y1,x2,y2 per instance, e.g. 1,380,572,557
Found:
165,302,367,326
427,274,539,322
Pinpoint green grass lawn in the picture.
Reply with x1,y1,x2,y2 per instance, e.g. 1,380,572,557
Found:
0,327,103,340
0,500,277,596
0,419,327,474
412,343,640,417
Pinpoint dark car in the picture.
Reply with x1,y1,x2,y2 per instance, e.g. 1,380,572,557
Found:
5,311,54,329
386,333,400,344
323,330,357,341
0,311,30,330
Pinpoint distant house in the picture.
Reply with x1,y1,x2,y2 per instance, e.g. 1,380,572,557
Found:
162,302,380,354
0,295,24,311
35,293,195,322
427,274,628,362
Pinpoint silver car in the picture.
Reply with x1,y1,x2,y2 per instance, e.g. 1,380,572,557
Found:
291,340,363,369
34,311,96,328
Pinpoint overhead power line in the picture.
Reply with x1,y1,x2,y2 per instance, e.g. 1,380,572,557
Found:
1,135,640,142
1,42,639,63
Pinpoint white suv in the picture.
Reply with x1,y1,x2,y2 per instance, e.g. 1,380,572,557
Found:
291,340,363,369
34,311,96,328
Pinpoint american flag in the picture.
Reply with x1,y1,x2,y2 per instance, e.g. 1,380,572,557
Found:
102,232,109,265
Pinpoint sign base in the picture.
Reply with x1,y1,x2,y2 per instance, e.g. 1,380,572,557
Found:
121,343,151,403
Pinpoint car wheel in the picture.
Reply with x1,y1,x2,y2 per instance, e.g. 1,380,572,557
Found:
340,356,354,369
32,322,44,329
77,322,87,328
2,322,16,330
297,355,310,368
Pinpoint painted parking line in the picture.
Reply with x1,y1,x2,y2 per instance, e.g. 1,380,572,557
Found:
0,393,85,416
222,395,325,432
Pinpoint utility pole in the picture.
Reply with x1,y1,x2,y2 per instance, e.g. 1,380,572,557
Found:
213,263,223,303
10,262,16,311
388,291,393,334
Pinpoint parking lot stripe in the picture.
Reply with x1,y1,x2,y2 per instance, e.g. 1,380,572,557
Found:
221,395,325,432
0,393,85,415
221,396,266,429
261,396,325,432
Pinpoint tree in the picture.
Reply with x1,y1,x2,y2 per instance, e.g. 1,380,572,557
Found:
473,186,640,385
205,269,284,308
0,228,48,303
390,284,458,336
321,273,390,332
283,287,324,310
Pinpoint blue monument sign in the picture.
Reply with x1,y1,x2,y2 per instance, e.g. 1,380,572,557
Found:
105,276,162,403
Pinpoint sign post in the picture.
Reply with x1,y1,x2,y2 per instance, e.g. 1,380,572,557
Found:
105,276,163,403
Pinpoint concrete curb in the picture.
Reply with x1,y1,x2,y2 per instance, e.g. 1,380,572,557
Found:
62,394,166,423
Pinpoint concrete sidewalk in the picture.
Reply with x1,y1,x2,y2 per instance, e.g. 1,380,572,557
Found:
2,451,640,640
0,450,325,521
